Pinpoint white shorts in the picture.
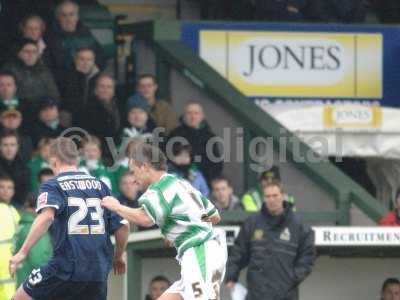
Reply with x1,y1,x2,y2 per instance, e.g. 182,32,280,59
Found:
166,230,227,300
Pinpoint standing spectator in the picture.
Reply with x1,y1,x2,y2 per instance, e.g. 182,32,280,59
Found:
19,15,49,60
46,0,106,83
2,38,60,105
79,135,115,192
0,130,30,207
145,276,171,300
381,278,400,300
241,166,295,213
28,137,53,194
83,74,121,144
122,93,157,142
30,97,65,147
168,102,223,183
226,181,315,300
118,172,141,208
253,0,308,22
380,189,400,226
168,143,210,197
59,47,100,126
127,74,178,135
0,176,20,300
0,71,24,112
211,176,242,212
14,193,53,288
0,108,33,162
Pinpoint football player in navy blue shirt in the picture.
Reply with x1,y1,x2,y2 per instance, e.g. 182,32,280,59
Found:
10,137,129,300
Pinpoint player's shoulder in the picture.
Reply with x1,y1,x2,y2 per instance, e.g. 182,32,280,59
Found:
150,173,179,191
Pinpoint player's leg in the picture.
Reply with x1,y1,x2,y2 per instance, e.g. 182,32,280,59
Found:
11,285,33,300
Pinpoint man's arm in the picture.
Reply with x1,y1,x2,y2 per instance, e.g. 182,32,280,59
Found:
9,208,55,276
102,196,154,227
292,226,316,285
225,220,252,287
112,223,129,275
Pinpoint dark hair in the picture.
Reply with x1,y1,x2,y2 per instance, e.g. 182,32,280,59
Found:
38,168,54,182
382,278,400,293
0,70,17,82
0,174,14,184
129,142,167,171
263,179,284,193
150,275,171,286
49,137,79,165
137,74,157,85
211,175,231,187
0,129,20,144
172,143,192,157
75,47,95,58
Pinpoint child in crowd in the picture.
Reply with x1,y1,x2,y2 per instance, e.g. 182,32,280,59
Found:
28,137,53,193
0,176,20,299
168,143,210,197
79,135,115,192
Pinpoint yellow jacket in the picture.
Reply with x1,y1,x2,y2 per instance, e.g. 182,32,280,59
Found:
0,202,20,299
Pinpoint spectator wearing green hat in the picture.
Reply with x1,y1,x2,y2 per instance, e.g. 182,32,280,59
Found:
241,166,295,212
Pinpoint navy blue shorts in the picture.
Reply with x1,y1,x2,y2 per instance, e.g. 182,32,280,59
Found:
22,267,107,300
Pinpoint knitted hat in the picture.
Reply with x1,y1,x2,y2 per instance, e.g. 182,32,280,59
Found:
38,97,59,111
126,93,150,113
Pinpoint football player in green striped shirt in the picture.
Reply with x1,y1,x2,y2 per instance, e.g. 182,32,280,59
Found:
101,143,227,300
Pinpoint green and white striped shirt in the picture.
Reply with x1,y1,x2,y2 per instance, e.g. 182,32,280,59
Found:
139,174,219,257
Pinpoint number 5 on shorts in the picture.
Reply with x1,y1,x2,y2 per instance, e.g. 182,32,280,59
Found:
192,282,203,298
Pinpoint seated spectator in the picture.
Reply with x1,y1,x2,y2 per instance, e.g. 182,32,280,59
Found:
168,143,210,197
0,130,30,207
381,278,400,300
30,97,65,147
118,172,141,208
241,166,295,212
0,175,20,299
60,47,100,126
0,71,23,112
28,137,53,193
46,0,106,84
38,168,54,186
211,176,242,211
0,109,33,162
253,0,307,22
122,93,157,143
168,102,223,183
2,38,60,105
380,189,400,226
14,193,53,288
145,276,171,300
79,135,114,191
127,74,178,135
19,15,48,60
83,74,121,146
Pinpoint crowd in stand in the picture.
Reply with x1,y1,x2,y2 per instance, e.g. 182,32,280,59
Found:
198,0,400,24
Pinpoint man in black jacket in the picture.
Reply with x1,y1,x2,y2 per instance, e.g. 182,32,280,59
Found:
168,102,223,183
226,180,315,300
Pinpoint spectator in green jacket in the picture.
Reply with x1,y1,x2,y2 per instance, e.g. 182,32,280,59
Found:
28,137,53,193
79,135,115,192
241,166,295,212
14,193,52,287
